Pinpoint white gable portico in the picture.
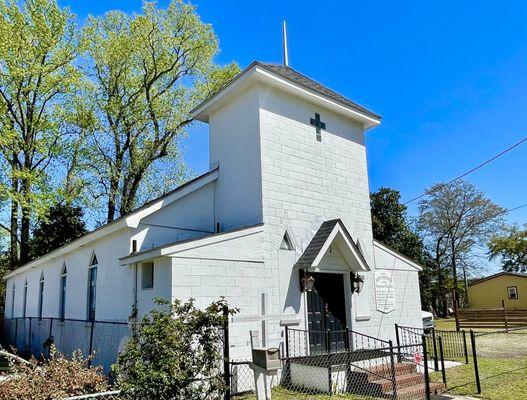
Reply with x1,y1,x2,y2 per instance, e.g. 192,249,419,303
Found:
3,61,424,368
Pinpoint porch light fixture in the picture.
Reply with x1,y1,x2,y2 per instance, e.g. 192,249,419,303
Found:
299,269,315,292
351,273,364,294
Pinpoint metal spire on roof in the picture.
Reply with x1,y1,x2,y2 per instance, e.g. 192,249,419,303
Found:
282,20,289,67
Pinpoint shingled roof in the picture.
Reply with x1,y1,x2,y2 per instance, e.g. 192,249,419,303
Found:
260,63,381,120
295,219,368,270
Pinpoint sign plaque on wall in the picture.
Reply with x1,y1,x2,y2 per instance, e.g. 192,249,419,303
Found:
375,271,396,313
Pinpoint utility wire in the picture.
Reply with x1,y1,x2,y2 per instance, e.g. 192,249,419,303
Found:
403,135,527,204
504,203,527,214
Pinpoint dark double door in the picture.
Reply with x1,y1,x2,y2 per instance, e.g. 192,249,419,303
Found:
306,272,347,354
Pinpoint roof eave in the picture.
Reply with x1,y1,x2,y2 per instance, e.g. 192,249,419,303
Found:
191,62,381,129
3,168,220,281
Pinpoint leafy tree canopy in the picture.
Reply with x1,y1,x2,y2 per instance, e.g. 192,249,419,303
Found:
370,187,434,309
371,187,425,263
29,203,88,260
489,224,527,273
81,0,240,222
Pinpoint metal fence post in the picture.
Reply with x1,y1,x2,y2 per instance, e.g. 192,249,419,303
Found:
223,306,231,400
28,317,32,355
438,336,446,387
422,335,431,400
285,326,290,358
388,340,397,399
344,326,350,352
14,318,18,350
470,330,481,394
48,317,53,358
431,328,439,371
88,320,95,355
502,299,509,333
462,330,469,364
326,329,332,395
395,323,401,362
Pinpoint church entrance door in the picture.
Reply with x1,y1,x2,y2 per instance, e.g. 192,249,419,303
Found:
306,272,347,354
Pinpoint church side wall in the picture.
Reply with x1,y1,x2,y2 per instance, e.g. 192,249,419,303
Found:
136,257,172,319
4,230,134,322
209,85,263,232
170,255,282,360
132,182,216,252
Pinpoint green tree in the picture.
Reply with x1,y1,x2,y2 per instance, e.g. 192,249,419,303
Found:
370,187,434,310
371,187,424,261
81,0,239,222
0,0,81,266
418,180,505,324
114,298,236,400
29,203,88,260
489,224,527,272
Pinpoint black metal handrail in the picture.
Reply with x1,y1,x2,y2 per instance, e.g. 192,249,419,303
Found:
285,326,391,358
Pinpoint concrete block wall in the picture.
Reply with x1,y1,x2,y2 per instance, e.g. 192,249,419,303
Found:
171,256,283,360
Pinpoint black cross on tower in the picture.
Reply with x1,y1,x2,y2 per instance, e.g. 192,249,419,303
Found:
310,113,326,142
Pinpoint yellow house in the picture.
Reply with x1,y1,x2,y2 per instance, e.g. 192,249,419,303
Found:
468,272,527,309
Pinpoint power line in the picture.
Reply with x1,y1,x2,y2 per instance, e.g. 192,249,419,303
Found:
403,135,527,204
505,203,527,214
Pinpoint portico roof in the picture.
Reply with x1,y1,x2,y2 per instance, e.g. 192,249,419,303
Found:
295,219,370,271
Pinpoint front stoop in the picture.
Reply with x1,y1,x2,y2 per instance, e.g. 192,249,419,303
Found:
348,362,445,399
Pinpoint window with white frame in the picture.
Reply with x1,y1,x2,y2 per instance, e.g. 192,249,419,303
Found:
508,286,519,300
60,264,67,320
11,285,15,318
38,272,44,319
23,280,28,318
141,262,154,289
88,254,98,321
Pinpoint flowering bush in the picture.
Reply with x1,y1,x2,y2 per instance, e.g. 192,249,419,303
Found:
0,346,110,400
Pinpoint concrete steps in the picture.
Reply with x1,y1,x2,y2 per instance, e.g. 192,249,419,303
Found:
364,362,445,399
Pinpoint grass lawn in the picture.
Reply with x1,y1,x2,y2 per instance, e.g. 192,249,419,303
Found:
432,357,527,400
235,387,378,400
435,318,457,331
432,319,527,399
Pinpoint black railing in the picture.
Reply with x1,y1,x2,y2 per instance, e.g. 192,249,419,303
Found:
395,324,468,364
285,326,391,358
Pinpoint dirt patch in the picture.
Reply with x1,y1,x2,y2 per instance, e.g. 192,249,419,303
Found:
474,332,527,358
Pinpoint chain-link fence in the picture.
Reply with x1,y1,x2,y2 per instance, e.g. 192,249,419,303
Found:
60,390,121,400
470,326,527,396
2,317,132,373
396,324,469,364
228,327,447,399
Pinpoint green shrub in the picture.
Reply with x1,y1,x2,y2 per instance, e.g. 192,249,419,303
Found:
114,298,236,400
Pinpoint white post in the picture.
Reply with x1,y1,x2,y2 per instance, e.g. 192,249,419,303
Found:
250,363,275,400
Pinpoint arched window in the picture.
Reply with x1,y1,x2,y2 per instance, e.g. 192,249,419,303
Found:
38,272,44,319
11,284,15,318
60,265,67,320
87,254,98,321
23,280,28,318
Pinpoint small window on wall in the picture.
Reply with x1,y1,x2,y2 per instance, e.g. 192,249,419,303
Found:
508,286,518,300
141,262,154,289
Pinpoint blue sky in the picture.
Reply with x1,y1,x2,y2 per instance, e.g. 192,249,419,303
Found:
62,0,527,227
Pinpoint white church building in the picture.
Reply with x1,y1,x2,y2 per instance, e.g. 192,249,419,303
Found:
3,61,423,362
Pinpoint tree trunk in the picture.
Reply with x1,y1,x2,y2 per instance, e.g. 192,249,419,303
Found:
107,171,120,223
19,178,31,265
9,165,19,270
451,239,460,331
463,265,469,307
120,172,144,216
